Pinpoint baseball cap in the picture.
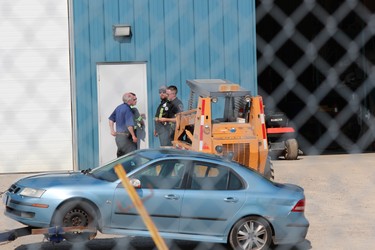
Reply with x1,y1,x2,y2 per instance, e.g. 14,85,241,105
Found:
159,85,167,93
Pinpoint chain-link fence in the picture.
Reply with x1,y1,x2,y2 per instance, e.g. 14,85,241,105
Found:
1,1,375,249
256,0,375,155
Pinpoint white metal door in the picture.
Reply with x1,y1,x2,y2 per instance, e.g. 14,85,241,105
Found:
97,62,149,165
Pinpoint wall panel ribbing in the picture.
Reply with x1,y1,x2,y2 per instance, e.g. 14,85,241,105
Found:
72,0,257,169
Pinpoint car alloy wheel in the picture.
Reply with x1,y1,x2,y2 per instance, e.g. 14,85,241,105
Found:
229,216,272,250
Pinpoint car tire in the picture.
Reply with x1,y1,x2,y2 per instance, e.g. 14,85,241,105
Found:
229,216,272,250
263,156,274,180
284,138,298,160
51,200,98,242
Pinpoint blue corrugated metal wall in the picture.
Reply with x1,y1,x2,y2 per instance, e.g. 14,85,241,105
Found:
72,0,257,169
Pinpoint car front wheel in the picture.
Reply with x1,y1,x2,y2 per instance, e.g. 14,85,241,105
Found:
51,200,98,242
229,216,272,250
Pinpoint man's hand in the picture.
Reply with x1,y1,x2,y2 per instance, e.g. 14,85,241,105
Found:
132,135,138,143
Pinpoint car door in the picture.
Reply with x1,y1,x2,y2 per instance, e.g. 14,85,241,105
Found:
110,159,187,232
179,161,246,236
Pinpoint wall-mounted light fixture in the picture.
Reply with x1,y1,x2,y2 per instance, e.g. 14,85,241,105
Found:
113,24,132,37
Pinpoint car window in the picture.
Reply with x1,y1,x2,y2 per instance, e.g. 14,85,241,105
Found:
132,160,186,189
228,171,244,190
190,162,244,190
90,154,151,182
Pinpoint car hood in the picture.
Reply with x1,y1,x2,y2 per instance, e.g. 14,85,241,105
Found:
15,172,102,189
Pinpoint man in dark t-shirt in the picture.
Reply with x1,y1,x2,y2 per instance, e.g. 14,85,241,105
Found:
154,86,170,146
156,85,183,145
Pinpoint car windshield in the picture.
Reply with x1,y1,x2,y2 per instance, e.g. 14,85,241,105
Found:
90,153,151,182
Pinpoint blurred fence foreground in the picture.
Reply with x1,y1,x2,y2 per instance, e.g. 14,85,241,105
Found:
256,0,375,155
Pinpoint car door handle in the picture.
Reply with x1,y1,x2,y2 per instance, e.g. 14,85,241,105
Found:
164,194,180,200
224,197,239,203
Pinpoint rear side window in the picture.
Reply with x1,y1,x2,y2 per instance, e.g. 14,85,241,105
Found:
228,172,243,190
190,162,244,190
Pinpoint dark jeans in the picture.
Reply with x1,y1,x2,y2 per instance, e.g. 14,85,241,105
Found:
135,128,146,149
115,133,136,157
157,124,173,146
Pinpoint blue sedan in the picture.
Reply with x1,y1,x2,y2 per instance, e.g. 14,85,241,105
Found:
3,148,309,249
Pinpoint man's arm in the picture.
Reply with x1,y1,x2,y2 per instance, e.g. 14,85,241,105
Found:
109,120,116,136
157,117,176,123
128,126,138,143
156,98,183,124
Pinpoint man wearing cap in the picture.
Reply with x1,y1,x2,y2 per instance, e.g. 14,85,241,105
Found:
157,85,184,145
154,85,170,146
109,92,138,157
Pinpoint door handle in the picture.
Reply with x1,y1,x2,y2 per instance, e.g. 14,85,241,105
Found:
224,197,239,203
164,194,180,200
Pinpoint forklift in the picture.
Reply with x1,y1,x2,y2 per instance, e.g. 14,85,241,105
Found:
172,79,274,179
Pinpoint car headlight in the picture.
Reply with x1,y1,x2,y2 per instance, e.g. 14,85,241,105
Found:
20,187,46,198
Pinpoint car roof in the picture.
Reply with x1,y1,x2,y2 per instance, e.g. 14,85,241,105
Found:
135,147,231,162
133,148,264,181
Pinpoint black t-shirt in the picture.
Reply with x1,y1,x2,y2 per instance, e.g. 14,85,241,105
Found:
155,99,169,119
167,97,183,118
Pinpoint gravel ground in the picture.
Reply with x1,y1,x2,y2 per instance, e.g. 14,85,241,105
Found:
1,153,374,249
274,153,375,250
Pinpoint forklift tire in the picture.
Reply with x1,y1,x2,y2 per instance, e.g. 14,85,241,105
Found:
264,156,274,180
284,139,298,160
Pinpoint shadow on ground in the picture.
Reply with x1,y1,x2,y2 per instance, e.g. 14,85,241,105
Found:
15,237,229,250
14,237,311,250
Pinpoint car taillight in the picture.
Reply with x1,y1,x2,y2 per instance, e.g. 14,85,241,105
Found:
291,199,305,212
